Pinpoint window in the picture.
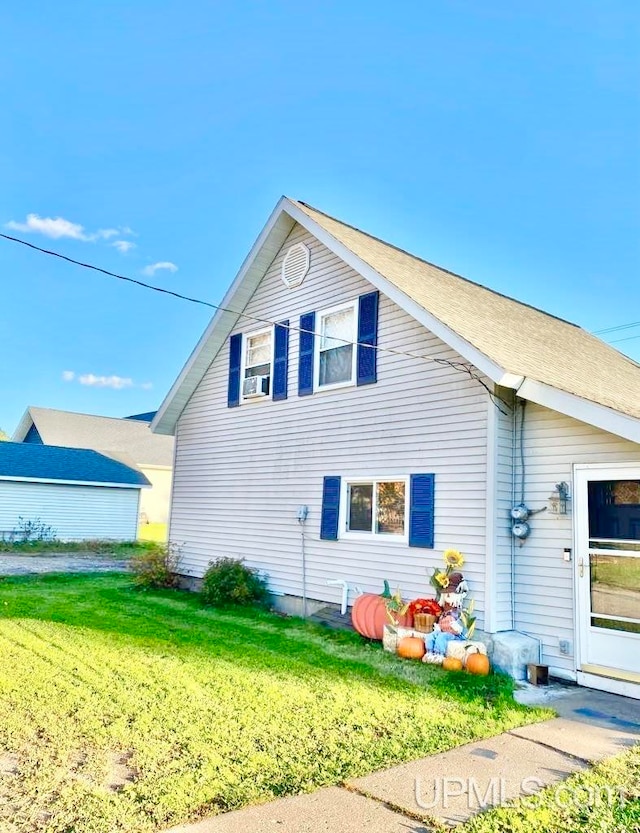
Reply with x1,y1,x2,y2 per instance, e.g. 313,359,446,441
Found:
316,302,356,388
345,479,407,538
242,328,273,398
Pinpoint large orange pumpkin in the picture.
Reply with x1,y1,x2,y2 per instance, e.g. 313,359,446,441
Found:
397,636,426,660
442,656,464,672
466,652,491,676
351,590,412,640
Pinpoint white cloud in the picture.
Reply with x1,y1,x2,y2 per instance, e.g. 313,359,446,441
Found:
63,370,151,390
7,214,89,240
142,261,178,277
78,374,134,390
5,214,136,243
112,240,136,254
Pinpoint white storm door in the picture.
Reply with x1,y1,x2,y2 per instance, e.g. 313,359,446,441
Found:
575,466,640,677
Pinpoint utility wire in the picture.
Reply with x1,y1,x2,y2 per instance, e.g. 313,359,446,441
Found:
593,321,640,335
0,230,508,412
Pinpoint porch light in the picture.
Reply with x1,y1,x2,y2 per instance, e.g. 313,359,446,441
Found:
548,481,569,515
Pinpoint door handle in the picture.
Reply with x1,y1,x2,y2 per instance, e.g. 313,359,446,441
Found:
579,557,584,578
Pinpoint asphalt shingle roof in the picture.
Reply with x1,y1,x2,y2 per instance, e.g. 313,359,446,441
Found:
0,442,150,486
295,200,640,422
16,408,174,467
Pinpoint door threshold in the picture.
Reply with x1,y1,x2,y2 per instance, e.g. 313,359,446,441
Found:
578,667,640,700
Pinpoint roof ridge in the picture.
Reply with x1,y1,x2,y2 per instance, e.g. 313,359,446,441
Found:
296,200,581,330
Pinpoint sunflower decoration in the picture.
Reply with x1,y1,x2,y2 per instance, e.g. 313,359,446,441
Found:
429,548,467,597
443,549,464,569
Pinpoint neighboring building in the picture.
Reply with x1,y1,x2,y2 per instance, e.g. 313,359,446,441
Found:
0,442,149,541
12,408,174,525
152,196,640,697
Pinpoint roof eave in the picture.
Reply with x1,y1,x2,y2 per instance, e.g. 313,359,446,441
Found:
517,378,640,445
151,197,296,435
11,408,35,442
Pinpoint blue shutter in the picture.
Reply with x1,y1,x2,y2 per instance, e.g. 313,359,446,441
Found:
357,290,379,386
320,476,341,540
227,333,243,408
409,473,435,548
298,311,315,396
272,321,289,401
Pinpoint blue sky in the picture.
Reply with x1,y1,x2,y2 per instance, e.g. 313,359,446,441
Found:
1,2,638,434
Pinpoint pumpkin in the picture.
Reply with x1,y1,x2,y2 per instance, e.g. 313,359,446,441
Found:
397,636,426,660
442,656,464,672
351,582,412,640
466,652,491,676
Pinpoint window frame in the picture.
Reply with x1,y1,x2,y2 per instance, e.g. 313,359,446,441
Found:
313,300,358,392
240,326,274,403
340,476,409,543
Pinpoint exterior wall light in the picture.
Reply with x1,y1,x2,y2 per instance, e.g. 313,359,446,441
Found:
548,481,570,515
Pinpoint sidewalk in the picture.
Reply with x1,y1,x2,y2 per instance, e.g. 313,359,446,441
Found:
166,687,640,833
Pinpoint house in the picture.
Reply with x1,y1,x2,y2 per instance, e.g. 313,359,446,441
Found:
12,408,174,526
152,197,640,698
0,442,149,541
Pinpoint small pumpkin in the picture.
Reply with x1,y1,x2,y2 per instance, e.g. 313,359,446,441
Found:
442,656,464,672
397,636,426,660
466,652,491,676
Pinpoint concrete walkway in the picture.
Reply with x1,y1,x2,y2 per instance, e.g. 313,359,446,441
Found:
0,553,128,575
166,687,640,833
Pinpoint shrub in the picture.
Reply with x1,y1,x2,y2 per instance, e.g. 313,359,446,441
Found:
130,542,182,589
201,557,270,608
16,516,57,544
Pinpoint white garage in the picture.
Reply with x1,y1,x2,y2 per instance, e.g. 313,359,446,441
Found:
0,442,150,542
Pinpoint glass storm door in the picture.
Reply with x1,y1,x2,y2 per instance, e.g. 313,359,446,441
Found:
575,467,640,678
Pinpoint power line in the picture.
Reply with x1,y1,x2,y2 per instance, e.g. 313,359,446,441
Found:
0,230,508,412
607,333,640,344
593,321,640,335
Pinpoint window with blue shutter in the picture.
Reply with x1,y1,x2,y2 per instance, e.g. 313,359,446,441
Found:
272,321,289,401
227,333,243,408
409,473,435,548
357,290,379,386
320,476,341,540
298,311,315,396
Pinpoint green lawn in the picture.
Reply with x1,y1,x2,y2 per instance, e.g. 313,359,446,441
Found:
0,574,549,832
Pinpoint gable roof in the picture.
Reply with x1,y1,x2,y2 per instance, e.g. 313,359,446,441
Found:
152,196,640,444
13,407,174,468
0,442,150,487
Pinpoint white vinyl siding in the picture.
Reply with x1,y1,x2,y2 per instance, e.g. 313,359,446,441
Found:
0,480,141,541
170,224,491,626
510,402,640,675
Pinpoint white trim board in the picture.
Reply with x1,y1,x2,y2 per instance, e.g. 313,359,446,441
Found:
0,476,147,489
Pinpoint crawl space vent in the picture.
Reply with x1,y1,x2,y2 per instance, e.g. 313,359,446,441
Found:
281,243,310,289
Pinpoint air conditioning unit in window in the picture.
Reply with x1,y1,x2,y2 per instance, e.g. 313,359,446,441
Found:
243,375,269,398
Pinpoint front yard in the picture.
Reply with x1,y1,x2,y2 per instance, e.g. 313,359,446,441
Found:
0,573,547,832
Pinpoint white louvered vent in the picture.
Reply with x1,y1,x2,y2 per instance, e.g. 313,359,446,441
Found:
281,242,310,289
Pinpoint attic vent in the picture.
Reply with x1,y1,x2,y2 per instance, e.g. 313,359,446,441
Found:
281,243,310,289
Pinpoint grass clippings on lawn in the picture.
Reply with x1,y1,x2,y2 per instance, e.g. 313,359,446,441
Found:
0,573,550,832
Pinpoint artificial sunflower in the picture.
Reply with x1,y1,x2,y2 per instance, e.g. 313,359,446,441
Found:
443,549,464,568
434,571,450,588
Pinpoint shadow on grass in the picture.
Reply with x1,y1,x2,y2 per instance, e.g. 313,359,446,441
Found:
0,572,534,714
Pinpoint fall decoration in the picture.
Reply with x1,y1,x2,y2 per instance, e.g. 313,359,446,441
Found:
466,652,491,676
442,656,464,672
397,636,426,660
351,582,411,640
